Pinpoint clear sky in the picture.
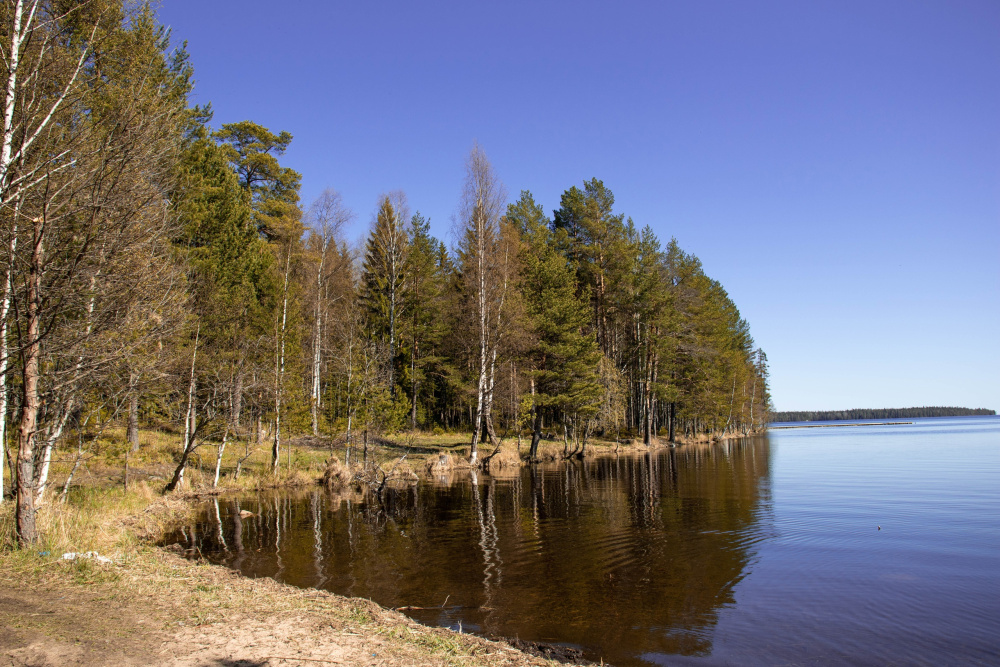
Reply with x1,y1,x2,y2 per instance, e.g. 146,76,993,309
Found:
156,0,999,412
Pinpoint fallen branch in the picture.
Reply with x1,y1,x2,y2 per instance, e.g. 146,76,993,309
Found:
261,658,343,665
395,595,449,611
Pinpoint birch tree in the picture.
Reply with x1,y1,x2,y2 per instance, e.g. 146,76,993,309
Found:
0,196,17,502
456,146,513,464
304,188,352,436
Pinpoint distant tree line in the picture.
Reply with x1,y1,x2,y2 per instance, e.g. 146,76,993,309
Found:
1,1,770,544
770,407,995,422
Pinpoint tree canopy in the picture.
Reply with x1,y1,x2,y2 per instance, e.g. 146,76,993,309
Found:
0,0,771,544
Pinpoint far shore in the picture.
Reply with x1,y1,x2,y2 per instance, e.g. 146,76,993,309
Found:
769,421,914,429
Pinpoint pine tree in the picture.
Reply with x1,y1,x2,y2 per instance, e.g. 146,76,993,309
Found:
552,179,628,355
509,191,601,459
166,114,280,489
213,120,303,243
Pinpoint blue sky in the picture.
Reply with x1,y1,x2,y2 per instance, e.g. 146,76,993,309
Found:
157,0,999,412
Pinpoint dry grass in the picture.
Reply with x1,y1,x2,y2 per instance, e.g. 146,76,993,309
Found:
483,445,521,475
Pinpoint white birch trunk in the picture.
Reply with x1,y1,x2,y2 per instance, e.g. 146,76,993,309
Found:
469,210,487,463
461,147,507,465
175,327,200,490
273,250,290,474
0,0,30,191
34,266,101,503
213,428,229,488
33,399,74,504
311,240,327,436
2,1,93,205
0,216,16,504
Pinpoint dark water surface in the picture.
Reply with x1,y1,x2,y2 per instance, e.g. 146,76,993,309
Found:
169,417,1000,665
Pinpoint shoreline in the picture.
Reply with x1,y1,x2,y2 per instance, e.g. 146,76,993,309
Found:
1,489,590,666
768,421,914,429
2,433,761,666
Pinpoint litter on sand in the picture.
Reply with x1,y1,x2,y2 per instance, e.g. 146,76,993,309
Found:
61,551,114,564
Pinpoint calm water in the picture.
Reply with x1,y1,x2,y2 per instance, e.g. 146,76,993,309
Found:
169,417,1000,665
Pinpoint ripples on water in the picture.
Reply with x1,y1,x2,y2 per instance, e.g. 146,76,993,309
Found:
169,417,1000,666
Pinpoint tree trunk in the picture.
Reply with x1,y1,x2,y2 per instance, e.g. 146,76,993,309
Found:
60,439,86,504
0,213,15,504
410,338,418,430
15,215,43,545
642,350,653,446
482,346,501,448
469,346,486,465
580,420,592,458
273,250,290,475
234,436,252,480
165,434,196,493
529,409,543,461
668,402,675,442
311,244,326,437
33,404,72,504
213,427,229,488
165,327,199,493
528,378,541,460
724,375,737,435
127,374,139,451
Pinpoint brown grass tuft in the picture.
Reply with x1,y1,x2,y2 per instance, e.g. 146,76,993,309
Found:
483,445,522,475
425,453,456,475
321,455,353,490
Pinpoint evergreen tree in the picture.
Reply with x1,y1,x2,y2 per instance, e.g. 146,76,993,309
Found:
165,113,281,489
213,120,303,242
401,212,449,429
360,194,410,407
510,191,601,459
552,178,628,355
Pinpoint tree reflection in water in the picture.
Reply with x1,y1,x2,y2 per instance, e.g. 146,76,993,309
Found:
168,436,772,666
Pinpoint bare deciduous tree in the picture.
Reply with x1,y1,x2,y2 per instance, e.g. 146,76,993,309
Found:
456,145,515,465
304,188,352,436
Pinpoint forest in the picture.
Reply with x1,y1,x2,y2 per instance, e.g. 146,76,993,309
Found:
0,1,769,545
771,407,995,422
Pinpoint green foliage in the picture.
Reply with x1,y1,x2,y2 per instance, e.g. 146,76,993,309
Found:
175,125,279,382
213,120,303,242
400,212,452,427
359,195,409,398
512,191,602,420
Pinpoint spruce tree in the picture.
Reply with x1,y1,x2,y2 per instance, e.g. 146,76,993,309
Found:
360,194,409,406
401,212,449,429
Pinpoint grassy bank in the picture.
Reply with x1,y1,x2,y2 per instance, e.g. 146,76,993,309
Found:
0,429,597,666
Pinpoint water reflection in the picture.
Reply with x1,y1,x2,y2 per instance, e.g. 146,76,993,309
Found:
169,436,772,666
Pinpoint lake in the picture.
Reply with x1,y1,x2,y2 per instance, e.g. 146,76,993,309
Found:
169,417,1000,665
